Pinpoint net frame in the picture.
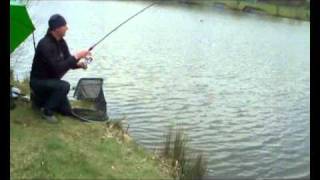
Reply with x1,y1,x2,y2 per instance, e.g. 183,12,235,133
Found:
72,78,108,122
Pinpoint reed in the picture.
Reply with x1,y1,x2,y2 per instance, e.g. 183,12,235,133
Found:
172,129,187,166
181,154,208,180
161,126,208,180
163,126,173,157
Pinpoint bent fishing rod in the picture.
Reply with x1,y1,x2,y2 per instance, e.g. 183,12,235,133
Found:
84,1,157,64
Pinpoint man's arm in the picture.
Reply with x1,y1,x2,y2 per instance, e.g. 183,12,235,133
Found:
39,41,78,77
61,40,81,70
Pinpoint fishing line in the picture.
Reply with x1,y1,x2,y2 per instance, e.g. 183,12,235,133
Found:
84,1,158,64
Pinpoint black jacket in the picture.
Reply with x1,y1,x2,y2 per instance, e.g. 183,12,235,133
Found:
30,32,78,80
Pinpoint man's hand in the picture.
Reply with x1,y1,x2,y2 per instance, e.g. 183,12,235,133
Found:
74,50,91,60
76,60,88,70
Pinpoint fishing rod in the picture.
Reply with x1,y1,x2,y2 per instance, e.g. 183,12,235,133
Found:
84,1,158,64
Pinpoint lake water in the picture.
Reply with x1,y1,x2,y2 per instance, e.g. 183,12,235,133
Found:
10,1,310,179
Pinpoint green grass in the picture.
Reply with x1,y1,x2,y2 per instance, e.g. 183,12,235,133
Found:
10,100,172,180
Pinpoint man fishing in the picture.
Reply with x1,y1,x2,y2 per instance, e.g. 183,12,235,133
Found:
30,14,91,123
28,3,157,123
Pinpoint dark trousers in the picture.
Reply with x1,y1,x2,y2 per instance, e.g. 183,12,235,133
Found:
30,78,72,116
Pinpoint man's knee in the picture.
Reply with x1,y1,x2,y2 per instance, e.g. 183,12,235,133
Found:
59,80,70,94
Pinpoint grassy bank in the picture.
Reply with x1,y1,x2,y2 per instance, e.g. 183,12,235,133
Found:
10,73,172,179
187,0,309,21
10,99,172,179
10,70,208,179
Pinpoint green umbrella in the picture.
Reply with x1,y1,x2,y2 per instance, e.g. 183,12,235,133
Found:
10,1,35,53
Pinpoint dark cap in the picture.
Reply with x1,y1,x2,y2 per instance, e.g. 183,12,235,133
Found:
48,14,67,30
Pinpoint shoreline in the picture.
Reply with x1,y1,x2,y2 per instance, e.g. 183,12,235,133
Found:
10,76,173,179
10,99,173,179
181,0,309,21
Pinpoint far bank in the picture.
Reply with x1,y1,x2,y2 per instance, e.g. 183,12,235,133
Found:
180,0,310,21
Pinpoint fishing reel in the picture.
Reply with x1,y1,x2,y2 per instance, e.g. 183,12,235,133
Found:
79,56,93,70
84,56,93,65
